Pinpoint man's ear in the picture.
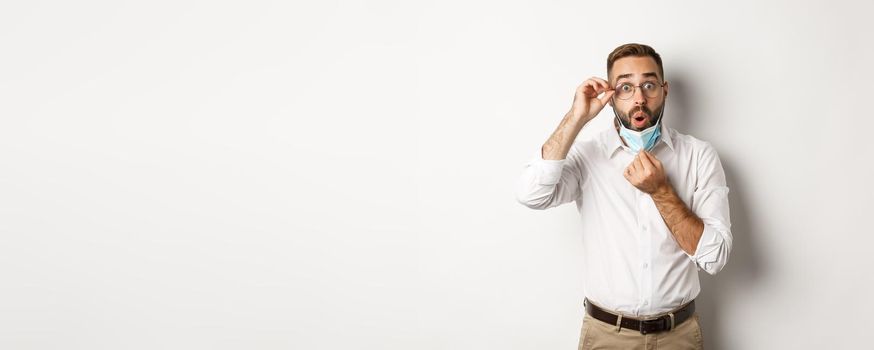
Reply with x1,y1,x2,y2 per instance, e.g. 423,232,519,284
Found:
663,80,669,98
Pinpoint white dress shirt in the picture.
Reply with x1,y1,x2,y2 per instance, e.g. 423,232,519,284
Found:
515,119,732,316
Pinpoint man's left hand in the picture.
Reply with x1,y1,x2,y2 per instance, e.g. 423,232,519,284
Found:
624,150,670,195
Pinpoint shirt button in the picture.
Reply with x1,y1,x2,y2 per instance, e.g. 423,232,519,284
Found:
643,263,649,269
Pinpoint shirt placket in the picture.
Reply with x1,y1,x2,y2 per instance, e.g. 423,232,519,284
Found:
638,189,653,315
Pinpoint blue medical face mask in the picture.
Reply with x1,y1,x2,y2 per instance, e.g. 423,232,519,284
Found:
611,98,664,153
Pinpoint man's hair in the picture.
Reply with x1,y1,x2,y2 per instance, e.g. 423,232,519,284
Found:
607,43,664,83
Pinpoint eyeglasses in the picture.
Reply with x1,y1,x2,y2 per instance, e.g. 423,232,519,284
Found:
611,81,666,100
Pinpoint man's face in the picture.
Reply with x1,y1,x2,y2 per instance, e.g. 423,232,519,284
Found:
608,56,669,131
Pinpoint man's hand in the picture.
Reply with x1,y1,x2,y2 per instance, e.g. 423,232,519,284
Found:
626,150,706,256
571,77,615,121
542,77,615,160
623,150,669,195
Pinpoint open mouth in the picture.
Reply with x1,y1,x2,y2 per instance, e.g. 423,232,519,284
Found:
632,111,648,125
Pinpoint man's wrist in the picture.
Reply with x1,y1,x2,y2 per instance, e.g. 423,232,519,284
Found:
651,182,674,200
568,107,593,123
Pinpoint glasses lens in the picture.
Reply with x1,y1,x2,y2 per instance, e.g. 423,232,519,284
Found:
643,82,661,98
617,83,634,100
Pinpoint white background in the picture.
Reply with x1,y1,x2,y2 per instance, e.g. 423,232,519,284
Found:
1,1,872,349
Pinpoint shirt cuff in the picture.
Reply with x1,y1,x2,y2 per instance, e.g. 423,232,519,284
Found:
686,224,722,270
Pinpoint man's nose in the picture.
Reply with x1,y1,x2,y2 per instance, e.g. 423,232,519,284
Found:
632,87,647,106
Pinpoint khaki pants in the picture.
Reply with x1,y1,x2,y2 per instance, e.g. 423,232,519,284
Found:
577,309,704,350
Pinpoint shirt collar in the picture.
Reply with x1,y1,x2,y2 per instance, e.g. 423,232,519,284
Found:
602,117,675,158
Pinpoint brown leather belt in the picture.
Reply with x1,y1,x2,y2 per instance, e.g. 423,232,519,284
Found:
584,298,695,335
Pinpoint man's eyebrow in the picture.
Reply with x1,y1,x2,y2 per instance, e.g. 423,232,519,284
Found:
615,72,660,81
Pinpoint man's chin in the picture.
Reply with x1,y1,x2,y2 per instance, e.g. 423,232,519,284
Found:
618,116,653,131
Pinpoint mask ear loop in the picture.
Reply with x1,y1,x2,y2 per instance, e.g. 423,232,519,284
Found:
611,95,631,130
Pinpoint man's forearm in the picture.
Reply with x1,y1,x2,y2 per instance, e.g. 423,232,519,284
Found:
651,184,704,255
541,110,590,160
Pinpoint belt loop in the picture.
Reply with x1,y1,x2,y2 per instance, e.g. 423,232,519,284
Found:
615,313,623,332
669,313,675,331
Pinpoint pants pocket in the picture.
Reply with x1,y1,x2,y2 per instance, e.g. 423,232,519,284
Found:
578,314,594,350
693,313,704,349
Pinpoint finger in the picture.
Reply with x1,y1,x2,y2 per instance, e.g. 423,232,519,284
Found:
593,78,612,98
593,77,611,90
591,78,609,93
638,151,655,174
631,155,643,175
641,150,662,170
598,90,615,106
623,165,633,180
582,80,601,97
577,81,590,96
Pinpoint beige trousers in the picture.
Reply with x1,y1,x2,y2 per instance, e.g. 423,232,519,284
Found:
577,310,704,350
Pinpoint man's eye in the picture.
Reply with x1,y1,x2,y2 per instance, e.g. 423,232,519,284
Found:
620,84,633,92
642,82,655,90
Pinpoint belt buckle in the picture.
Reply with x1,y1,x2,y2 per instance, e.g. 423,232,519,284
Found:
639,316,668,335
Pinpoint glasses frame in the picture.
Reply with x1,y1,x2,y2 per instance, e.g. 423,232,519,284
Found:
612,81,666,100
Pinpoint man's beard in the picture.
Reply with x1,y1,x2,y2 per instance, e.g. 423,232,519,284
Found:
618,104,664,131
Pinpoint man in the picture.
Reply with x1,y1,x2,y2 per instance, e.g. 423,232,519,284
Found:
515,43,732,349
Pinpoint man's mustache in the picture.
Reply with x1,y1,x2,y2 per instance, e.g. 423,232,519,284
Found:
628,106,652,117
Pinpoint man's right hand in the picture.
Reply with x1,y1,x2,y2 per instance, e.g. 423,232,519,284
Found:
540,77,615,161
571,77,614,121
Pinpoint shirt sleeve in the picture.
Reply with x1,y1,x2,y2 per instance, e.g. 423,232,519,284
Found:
685,142,733,275
515,143,586,210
